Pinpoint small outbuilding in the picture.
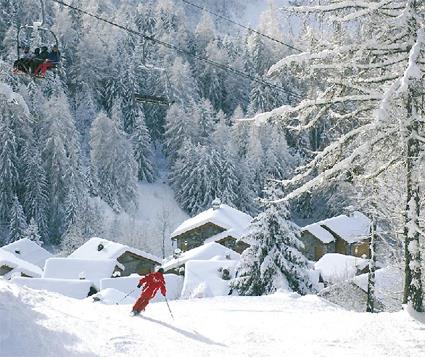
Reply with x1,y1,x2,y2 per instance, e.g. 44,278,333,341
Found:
68,237,161,276
170,199,252,253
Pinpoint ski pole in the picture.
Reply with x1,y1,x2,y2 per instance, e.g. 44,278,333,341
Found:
116,288,136,305
164,295,174,319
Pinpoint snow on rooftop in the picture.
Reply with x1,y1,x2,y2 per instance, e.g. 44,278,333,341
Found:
68,237,161,264
12,277,92,299
170,204,252,239
1,238,52,268
321,211,370,243
301,223,335,243
352,266,403,310
314,253,369,284
0,248,42,278
43,258,117,290
162,242,240,272
181,260,238,299
303,211,370,244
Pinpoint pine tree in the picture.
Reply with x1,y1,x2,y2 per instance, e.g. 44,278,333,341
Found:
8,195,27,244
231,184,312,296
132,110,155,183
23,218,43,246
90,112,138,213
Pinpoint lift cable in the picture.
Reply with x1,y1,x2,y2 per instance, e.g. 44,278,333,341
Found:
179,0,303,53
51,0,303,100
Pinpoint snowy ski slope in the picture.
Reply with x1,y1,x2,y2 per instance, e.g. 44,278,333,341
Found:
1,280,424,357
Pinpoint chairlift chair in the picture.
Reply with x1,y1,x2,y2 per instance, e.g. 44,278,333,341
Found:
13,0,61,77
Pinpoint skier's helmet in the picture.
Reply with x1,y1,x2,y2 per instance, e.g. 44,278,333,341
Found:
157,267,164,274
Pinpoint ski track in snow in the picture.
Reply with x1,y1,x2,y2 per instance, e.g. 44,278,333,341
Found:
1,281,424,357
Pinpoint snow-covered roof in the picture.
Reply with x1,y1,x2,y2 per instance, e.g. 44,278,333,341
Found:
0,248,42,278
302,211,370,244
301,223,334,244
1,238,52,268
162,242,240,272
68,237,161,264
314,253,369,283
352,266,403,310
43,258,118,290
321,211,370,243
170,204,252,239
12,277,92,299
181,260,238,299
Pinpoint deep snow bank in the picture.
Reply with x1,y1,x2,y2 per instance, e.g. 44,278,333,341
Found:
0,280,93,356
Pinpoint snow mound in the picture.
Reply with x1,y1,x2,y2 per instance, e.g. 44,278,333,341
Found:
92,288,136,305
12,277,92,299
181,260,237,299
0,280,92,356
315,253,368,283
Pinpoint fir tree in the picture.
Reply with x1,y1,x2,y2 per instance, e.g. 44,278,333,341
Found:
8,195,27,244
23,218,43,246
90,112,138,213
132,110,155,183
231,185,312,296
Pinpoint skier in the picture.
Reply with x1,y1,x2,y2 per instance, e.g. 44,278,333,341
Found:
132,267,166,315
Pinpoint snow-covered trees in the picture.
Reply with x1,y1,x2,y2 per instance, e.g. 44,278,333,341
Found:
8,196,27,244
90,112,138,213
262,0,425,311
23,218,43,246
232,185,312,296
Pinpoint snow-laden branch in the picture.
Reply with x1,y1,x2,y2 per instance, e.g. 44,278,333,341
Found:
0,83,30,116
269,42,409,76
285,1,398,15
399,27,425,94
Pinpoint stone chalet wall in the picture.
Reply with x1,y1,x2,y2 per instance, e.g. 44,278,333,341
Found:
117,252,159,276
300,231,335,261
174,223,226,251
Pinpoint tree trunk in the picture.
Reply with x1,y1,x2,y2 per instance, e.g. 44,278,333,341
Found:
366,217,377,313
402,91,424,312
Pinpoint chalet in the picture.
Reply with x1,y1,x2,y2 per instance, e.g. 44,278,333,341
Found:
170,199,253,253
1,238,52,269
0,248,42,279
68,237,161,276
300,211,371,261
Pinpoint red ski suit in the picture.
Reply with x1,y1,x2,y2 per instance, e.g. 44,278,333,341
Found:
132,272,166,313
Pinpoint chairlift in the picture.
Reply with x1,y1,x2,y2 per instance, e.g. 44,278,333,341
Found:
135,61,174,106
13,0,61,77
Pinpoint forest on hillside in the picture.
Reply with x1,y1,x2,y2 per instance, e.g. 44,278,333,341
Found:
0,0,424,310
